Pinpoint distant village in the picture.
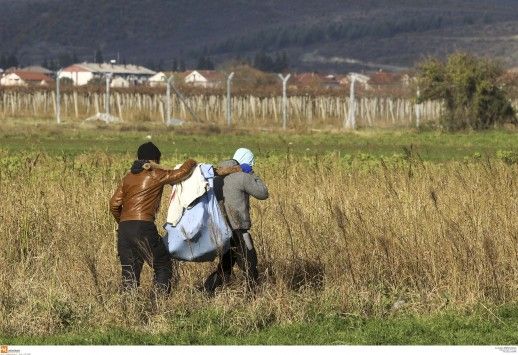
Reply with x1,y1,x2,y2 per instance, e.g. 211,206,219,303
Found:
1,61,517,94
0,61,417,92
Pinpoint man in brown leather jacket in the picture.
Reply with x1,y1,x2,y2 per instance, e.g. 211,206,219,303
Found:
109,142,197,294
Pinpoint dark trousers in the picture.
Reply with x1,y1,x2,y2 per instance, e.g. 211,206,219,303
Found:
203,229,258,294
117,220,172,294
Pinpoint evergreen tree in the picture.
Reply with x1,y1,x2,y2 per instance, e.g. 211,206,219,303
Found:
58,53,73,68
179,59,186,72
195,56,214,70
280,52,289,70
272,52,289,72
253,51,275,72
94,47,103,64
6,53,19,68
196,56,206,70
47,59,58,71
0,54,7,69
205,57,214,70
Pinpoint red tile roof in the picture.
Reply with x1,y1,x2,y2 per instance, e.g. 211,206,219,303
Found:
368,71,402,85
62,64,91,73
13,70,52,82
294,73,339,85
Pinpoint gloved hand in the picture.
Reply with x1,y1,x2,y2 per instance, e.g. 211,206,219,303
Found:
240,163,253,174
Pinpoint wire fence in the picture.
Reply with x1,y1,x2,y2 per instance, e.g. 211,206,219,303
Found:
1,85,517,129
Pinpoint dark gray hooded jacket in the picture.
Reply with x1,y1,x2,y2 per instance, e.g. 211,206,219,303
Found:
214,159,268,230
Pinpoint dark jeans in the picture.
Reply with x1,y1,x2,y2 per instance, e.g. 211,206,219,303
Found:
117,220,172,294
203,229,258,294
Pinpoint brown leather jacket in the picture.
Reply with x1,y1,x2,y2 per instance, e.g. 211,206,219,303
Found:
109,159,197,223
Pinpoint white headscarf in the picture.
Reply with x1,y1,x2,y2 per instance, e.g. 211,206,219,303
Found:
233,148,255,166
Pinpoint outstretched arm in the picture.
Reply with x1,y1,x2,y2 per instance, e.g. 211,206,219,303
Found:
214,165,242,176
143,161,172,170
154,159,198,185
144,161,242,177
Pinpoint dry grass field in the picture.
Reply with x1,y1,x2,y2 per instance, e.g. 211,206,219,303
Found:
0,126,517,344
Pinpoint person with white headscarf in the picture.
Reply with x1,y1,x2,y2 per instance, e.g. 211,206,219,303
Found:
202,147,269,295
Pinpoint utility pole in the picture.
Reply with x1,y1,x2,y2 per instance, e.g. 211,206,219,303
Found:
226,72,235,127
56,69,62,124
278,73,291,130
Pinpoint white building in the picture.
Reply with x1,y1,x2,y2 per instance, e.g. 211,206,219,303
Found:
0,70,52,86
148,72,167,87
59,62,156,86
110,76,130,88
184,70,223,88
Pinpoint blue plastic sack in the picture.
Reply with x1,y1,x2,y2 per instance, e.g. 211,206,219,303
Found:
163,164,232,262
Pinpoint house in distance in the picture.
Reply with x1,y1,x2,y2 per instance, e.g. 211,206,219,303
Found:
58,62,156,86
0,70,53,86
184,70,224,88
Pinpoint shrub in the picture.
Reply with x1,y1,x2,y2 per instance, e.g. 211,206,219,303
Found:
417,53,516,130
59,77,74,86
496,150,518,165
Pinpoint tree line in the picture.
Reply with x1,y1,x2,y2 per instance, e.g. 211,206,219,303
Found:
207,13,491,55
0,53,19,69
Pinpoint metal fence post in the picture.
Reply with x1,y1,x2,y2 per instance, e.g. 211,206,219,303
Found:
416,87,421,128
105,73,112,115
165,75,174,123
56,69,62,124
226,72,235,126
345,75,357,130
278,73,291,130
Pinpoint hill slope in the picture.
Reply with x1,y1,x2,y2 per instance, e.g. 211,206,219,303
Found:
2,0,518,71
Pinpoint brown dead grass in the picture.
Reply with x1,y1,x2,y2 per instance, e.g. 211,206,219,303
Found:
0,151,516,336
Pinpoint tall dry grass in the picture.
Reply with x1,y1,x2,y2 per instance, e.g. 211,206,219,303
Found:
0,151,516,336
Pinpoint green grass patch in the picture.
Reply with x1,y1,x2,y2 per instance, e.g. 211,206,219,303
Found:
0,124,517,162
2,305,517,345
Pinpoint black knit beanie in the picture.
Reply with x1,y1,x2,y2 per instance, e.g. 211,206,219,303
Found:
137,142,161,162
